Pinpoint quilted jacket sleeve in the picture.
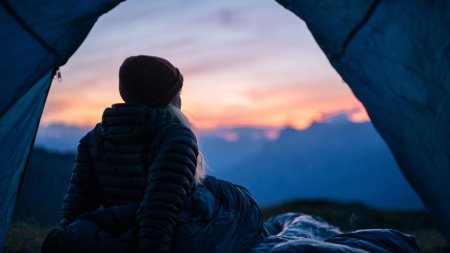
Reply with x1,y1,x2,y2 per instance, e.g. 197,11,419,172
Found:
59,133,100,227
137,125,198,253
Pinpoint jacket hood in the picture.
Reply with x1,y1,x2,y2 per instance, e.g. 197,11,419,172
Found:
100,103,176,143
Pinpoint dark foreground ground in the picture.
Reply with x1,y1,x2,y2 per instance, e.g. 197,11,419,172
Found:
4,200,449,253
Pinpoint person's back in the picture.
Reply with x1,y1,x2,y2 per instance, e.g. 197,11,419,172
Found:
78,105,195,208
42,55,262,253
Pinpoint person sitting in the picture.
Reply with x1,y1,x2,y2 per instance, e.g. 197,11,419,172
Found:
42,55,263,253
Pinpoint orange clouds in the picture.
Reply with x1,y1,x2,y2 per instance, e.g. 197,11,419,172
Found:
41,80,122,127
41,79,368,130
181,82,369,130
37,1,370,130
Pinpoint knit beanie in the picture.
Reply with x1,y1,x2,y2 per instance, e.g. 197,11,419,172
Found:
119,55,183,107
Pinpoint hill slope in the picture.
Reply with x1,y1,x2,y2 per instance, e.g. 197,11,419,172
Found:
14,148,74,225
212,121,423,209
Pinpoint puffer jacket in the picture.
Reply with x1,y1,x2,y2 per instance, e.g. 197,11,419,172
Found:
60,103,198,253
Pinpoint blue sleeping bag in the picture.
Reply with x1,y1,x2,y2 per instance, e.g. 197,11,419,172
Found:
42,176,419,253
252,213,419,253
41,176,264,253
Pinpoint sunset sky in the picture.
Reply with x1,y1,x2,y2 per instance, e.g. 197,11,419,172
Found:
41,0,369,130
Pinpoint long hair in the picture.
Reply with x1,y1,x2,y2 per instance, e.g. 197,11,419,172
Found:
168,105,206,184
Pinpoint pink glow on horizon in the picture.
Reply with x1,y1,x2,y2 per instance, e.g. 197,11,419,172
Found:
222,132,240,142
39,0,371,132
265,130,280,140
41,78,370,130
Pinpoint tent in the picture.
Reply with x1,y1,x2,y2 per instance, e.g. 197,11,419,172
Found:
276,0,450,242
0,0,449,248
0,0,125,247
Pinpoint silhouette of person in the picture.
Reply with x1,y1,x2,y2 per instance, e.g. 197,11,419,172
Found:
42,55,262,253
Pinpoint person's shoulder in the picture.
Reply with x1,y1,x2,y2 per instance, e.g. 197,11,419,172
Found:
162,122,197,142
167,122,197,141
78,123,101,147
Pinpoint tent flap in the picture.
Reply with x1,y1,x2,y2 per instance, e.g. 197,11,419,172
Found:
0,70,52,247
0,0,125,248
276,0,450,241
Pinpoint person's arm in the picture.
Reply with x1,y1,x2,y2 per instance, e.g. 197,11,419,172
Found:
137,125,198,253
59,133,100,227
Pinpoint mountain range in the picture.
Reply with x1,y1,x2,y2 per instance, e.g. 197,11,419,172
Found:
199,118,423,209
17,116,423,225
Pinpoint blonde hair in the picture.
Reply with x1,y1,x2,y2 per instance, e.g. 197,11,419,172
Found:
168,105,206,184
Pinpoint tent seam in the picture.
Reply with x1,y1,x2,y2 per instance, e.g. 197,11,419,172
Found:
0,0,62,60
332,0,381,61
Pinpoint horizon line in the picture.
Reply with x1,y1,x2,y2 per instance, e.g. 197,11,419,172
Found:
39,117,371,132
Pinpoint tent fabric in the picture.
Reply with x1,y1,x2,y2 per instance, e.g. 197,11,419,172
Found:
0,71,52,248
0,0,125,248
276,0,450,241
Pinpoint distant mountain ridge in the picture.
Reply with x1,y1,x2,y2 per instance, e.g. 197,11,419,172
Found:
212,120,423,210
35,124,91,153
24,117,423,225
